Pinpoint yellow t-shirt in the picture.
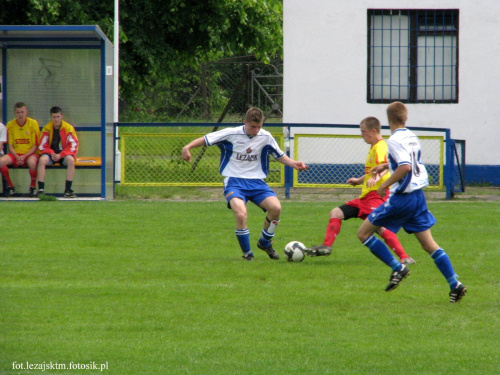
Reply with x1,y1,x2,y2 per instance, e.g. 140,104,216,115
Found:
6,117,40,154
360,139,390,199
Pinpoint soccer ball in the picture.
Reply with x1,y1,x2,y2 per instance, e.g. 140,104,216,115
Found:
284,241,306,262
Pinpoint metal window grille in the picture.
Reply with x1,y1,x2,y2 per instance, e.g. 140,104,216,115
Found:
368,9,459,103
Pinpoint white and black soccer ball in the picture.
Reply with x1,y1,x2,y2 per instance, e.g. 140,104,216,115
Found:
284,241,306,262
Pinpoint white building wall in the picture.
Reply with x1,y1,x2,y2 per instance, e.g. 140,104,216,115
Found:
283,0,500,168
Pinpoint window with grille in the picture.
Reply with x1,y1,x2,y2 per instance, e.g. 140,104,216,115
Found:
367,9,459,104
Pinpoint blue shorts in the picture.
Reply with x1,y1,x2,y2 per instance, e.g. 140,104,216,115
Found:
368,189,436,234
223,177,276,209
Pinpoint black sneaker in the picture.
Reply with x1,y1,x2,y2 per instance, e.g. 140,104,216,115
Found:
385,264,410,292
64,189,76,198
303,244,332,257
5,186,15,197
37,189,45,196
449,283,467,303
29,187,38,197
242,253,254,261
257,241,280,260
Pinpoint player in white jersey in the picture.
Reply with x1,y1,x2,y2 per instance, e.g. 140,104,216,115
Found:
357,102,467,303
386,128,429,194
0,122,6,156
182,107,308,261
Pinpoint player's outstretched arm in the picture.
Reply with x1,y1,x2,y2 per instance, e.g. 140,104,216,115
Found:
292,161,308,171
181,137,207,162
347,176,364,186
276,155,308,170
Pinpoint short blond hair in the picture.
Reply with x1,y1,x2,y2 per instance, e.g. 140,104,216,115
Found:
387,101,408,125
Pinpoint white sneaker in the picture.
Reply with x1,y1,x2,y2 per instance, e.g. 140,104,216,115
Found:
401,257,416,265
303,245,332,257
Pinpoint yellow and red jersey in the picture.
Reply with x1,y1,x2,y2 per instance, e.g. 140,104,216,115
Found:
39,120,79,158
359,139,390,199
6,117,40,154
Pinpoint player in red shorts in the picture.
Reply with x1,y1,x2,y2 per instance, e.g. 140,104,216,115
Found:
304,116,415,265
0,102,40,197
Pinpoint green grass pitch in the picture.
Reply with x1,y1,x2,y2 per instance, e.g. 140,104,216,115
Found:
1,200,499,374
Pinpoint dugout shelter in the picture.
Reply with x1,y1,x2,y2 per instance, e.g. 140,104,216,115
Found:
0,25,114,199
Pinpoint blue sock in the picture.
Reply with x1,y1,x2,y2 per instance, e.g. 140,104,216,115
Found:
363,235,401,271
236,229,252,255
431,249,458,290
258,229,274,247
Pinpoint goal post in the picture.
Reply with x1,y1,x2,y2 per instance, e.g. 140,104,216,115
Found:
292,133,444,189
286,124,449,197
118,126,284,187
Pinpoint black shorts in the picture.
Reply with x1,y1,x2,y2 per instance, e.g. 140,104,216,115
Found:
338,204,359,220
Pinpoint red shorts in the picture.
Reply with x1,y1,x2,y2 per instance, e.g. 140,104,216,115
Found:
7,153,39,167
345,191,388,220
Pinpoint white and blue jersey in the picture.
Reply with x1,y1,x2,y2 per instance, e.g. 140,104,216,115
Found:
204,125,284,179
387,128,429,194
369,128,435,234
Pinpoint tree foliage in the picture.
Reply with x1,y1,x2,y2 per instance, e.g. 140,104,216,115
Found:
0,0,283,120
